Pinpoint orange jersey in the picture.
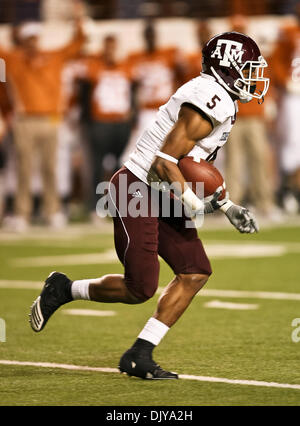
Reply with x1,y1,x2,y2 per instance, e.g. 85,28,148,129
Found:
0,31,84,116
83,57,133,122
237,97,265,117
184,51,202,82
271,24,300,90
128,48,180,110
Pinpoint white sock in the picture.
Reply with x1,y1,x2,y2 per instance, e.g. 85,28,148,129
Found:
71,279,93,300
138,317,169,346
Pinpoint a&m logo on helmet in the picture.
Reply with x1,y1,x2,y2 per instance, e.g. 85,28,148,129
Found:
211,39,244,67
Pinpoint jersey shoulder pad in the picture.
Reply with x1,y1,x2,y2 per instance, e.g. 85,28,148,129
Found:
177,75,235,125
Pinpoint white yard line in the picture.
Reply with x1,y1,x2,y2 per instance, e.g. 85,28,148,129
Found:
2,280,300,302
156,287,300,301
204,300,259,310
11,250,119,267
0,280,43,289
199,289,300,301
0,360,117,373
10,243,288,268
207,244,286,258
0,224,113,241
0,360,300,391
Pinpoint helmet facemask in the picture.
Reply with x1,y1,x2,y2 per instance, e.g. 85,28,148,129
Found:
209,50,269,103
234,56,269,102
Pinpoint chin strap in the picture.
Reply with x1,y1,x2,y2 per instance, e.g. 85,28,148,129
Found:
258,92,264,104
239,96,252,104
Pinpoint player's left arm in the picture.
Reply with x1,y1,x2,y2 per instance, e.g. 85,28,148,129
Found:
150,104,212,195
149,104,223,214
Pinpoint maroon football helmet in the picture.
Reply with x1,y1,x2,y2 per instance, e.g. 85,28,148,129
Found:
202,31,269,102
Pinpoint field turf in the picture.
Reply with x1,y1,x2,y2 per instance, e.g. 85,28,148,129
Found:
0,222,300,406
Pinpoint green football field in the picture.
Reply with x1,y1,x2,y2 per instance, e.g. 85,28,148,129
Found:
1,221,300,406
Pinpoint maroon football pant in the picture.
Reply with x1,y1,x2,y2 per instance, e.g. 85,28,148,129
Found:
108,167,212,301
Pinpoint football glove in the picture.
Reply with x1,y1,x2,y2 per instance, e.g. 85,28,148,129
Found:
223,203,259,233
203,187,229,214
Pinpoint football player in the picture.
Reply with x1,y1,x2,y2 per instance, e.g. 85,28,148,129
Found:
272,2,300,211
30,32,269,380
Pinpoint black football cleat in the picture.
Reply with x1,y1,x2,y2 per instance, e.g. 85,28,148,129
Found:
29,272,73,332
119,348,178,380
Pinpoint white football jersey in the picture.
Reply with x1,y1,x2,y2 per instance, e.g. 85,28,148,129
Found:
125,73,237,184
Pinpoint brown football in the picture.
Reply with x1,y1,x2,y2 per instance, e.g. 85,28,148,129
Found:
178,156,226,200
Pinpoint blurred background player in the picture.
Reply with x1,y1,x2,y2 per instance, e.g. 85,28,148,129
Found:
58,51,88,221
272,1,300,213
184,20,211,82
225,14,278,219
121,19,186,163
0,17,84,232
79,35,134,220
0,82,11,223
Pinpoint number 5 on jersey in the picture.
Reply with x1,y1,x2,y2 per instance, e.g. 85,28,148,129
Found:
206,94,221,109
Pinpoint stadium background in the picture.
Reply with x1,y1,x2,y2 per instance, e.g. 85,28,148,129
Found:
0,0,300,407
